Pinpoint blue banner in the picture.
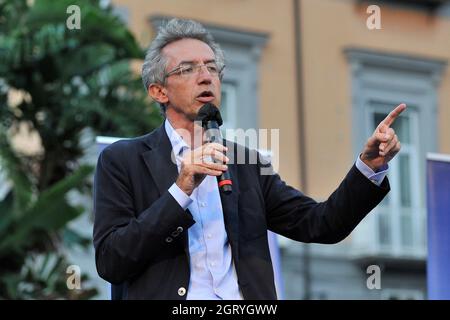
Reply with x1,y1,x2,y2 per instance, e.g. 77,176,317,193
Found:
427,153,450,300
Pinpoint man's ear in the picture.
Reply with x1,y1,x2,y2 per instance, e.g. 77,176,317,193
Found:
148,84,169,104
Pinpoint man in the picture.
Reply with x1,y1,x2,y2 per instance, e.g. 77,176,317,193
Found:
93,18,405,300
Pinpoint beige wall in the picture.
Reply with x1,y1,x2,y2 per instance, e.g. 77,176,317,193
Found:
300,0,450,197
114,0,450,199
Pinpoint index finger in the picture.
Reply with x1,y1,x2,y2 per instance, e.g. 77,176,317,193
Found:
382,103,407,127
204,142,227,152
195,143,226,158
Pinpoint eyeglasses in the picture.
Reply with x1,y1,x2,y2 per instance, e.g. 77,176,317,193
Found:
164,62,225,81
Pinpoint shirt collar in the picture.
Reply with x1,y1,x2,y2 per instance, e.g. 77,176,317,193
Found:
164,118,190,157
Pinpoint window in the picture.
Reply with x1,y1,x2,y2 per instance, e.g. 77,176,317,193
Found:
220,82,238,132
367,101,422,254
346,48,446,258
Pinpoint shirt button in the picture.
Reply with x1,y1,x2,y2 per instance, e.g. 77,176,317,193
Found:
210,262,216,267
165,237,173,243
177,226,184,233
200,202,206,207
207,234,212,239
178,287,186,296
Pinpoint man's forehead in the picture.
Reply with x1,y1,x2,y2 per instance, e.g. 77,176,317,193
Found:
162,38,215,65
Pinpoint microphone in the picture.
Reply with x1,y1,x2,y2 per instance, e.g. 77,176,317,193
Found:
196,103,232,194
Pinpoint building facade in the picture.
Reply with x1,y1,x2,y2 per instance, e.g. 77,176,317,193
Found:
103,0,450,299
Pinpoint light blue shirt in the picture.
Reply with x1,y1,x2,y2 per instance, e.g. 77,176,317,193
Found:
166,119,388,299
355,156,388,186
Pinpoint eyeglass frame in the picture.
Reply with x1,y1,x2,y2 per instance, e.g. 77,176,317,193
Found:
163,61,225,83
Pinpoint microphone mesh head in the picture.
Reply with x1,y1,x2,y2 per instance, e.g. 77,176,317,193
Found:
196,103,223,127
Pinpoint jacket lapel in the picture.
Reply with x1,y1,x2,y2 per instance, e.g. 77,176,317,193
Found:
219,141,240,264
141,125,190,254
141,125,178,195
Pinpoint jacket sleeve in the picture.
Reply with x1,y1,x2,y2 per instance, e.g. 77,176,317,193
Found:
93,146,194,284
259,160,390,244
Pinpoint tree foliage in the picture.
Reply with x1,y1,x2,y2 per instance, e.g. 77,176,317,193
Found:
0,0,161,298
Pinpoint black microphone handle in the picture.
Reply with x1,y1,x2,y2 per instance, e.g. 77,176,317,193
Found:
205,121,232,194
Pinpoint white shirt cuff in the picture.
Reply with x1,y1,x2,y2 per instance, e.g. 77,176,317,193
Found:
355,156,389,186
168,183,193,210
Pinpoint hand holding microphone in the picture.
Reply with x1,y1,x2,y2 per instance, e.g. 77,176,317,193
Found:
175,103,232,196
196,103,233,194
175,142,229,196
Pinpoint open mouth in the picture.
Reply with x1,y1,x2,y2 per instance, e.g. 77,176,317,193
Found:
196,91,215,102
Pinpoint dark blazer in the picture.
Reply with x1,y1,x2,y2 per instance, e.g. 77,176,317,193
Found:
93,124,390,300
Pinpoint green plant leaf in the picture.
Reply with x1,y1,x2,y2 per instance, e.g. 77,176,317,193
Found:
0,165,93,253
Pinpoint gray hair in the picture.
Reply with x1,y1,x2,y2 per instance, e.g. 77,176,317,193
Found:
141,18,225,114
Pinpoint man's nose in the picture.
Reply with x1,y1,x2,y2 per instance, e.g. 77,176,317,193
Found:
196,66,213,84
